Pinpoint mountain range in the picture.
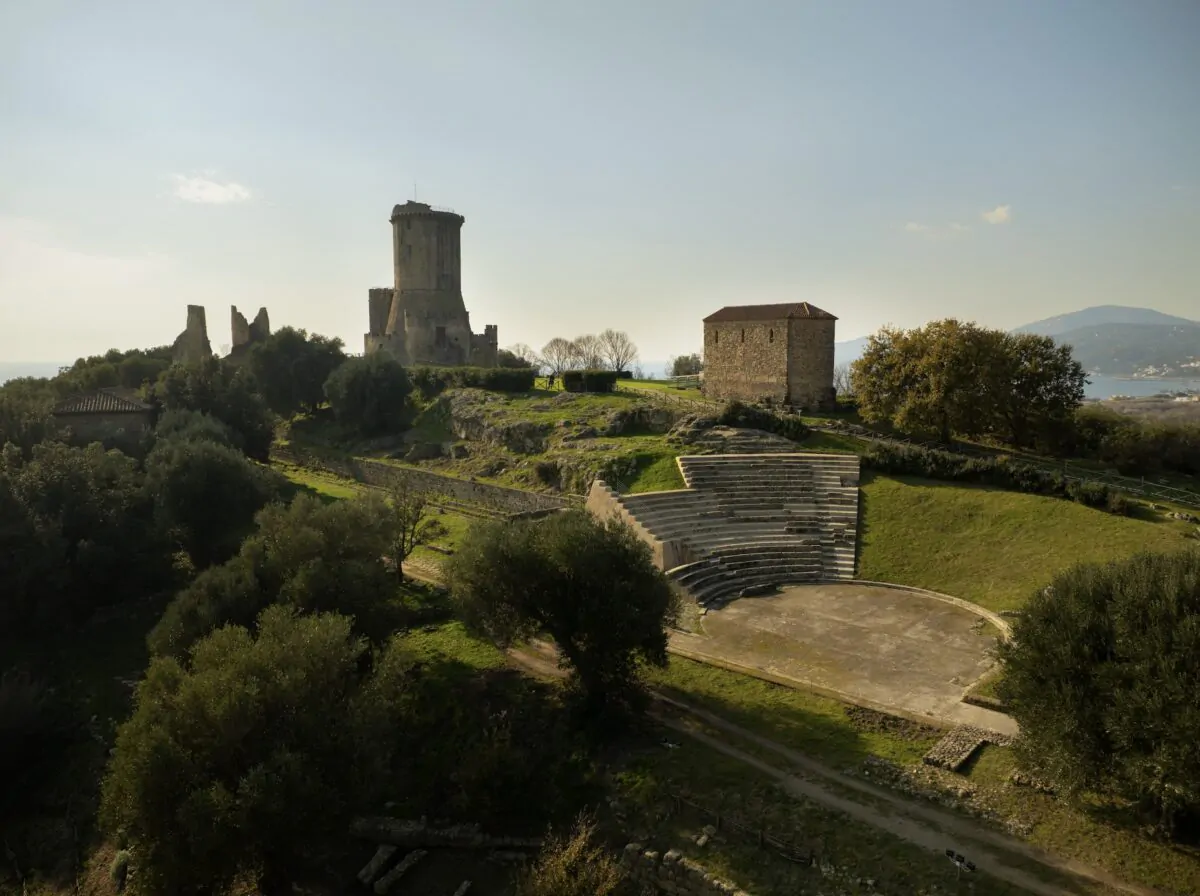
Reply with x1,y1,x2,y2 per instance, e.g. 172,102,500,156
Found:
836,306,1200,376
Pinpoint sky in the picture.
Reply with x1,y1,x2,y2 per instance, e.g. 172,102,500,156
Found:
2,0,1198,368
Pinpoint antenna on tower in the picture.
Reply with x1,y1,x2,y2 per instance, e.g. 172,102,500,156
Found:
413,182,418,201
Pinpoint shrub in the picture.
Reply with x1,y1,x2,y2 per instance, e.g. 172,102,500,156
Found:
410,365,537,398
562,369,619,393
862,442,1130,514
515,815,626,896
717,400,809,442
109,849,131,892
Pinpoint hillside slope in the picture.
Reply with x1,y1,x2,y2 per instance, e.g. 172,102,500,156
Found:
857,472,1194,612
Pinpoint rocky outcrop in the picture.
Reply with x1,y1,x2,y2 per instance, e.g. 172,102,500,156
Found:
171,305,212,365
447,390,551,454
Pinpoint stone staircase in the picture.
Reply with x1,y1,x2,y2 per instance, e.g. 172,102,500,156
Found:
609,453,860,607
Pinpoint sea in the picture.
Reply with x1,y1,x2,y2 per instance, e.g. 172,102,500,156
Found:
1084,375,1200,400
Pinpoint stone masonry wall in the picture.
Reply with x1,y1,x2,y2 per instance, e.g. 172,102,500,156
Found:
273,447,568,515
620,843,750,896
701,319,790,403
787,317,836,410
585,480,696,570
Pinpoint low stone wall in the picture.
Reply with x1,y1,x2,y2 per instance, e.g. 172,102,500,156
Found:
621,843,750,896
274,447,568,515
585,480,698,571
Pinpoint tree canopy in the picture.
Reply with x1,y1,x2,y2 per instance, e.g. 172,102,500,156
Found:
322,353,414,436
851,320,1086,447
150,357,275,460
997,549,1200,834
247,327,346,417
443,509,679,725
101,607,383,896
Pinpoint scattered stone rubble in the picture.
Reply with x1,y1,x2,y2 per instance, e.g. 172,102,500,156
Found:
621,843,751,896
922,725,1013,772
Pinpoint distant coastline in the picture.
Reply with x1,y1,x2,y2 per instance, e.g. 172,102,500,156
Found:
1086,375,1200,400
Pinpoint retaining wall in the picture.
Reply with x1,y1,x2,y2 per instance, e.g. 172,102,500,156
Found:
274,447,568,515
585,480,698,570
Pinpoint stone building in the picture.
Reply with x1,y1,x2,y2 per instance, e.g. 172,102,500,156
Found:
701,302,837,409
364,201,498,367
52,388,154,441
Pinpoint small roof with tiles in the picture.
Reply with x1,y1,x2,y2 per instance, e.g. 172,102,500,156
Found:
703,302,837,323
53,388,153,416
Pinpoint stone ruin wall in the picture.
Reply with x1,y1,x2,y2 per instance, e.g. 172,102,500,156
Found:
171,305,212,365
231,305,270,349
621,843,751,896
701,319,791,404
787,316,836,410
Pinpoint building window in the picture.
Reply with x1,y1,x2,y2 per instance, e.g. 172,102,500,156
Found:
714,330,719,345
435,326,447,347
769,328,774,343
740,329,745,343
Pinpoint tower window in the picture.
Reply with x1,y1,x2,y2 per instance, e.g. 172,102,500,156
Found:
435,326,447,347
740,329,745,343
769,328,774,343
714,330,719,345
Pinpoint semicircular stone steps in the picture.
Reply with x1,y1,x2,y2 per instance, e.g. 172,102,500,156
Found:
607,453,861,605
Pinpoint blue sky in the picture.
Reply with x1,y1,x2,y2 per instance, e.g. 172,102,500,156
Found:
2,0,1197,367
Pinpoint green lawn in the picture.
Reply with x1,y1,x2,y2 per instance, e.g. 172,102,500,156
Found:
619,379,709,401
647,655,940,768
857,472,1194,613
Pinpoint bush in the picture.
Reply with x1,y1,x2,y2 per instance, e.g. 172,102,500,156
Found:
410,365,537,398
1068,406,1200,477
515,815,626,896
717,400,809,442
863,442,1130,514
562,369,619,393
998,549,1200,834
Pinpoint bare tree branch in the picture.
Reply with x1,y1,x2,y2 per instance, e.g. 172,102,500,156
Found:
597,329,639,373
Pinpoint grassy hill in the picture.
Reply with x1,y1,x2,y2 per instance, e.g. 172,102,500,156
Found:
857,472,1194,612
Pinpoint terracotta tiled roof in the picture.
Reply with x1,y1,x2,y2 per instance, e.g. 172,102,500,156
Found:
703,302,837,323
53,388,152,415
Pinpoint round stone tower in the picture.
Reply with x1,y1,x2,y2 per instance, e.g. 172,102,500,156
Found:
383,201,474,364
364,200,498,367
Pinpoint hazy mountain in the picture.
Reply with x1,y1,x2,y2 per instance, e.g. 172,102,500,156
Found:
1014,305,1198,338
1010,306,1200,376
834,337,871,367
0,361,66,384
1049,323,1200,376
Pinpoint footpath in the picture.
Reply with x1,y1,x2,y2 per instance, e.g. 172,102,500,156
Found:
401,560,1161,896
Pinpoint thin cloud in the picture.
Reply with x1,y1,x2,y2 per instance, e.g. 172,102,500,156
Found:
981,204,1012,224
172,174,251,204
903,221,970,239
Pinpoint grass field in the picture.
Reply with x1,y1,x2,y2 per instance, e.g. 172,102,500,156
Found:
857,472,1195,613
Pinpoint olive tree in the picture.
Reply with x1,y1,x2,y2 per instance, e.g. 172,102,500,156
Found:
443,509,679,726
997,549,1200,835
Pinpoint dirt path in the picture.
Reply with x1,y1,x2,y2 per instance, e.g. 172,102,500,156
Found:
403,563,1162,896
653,695,1162,896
